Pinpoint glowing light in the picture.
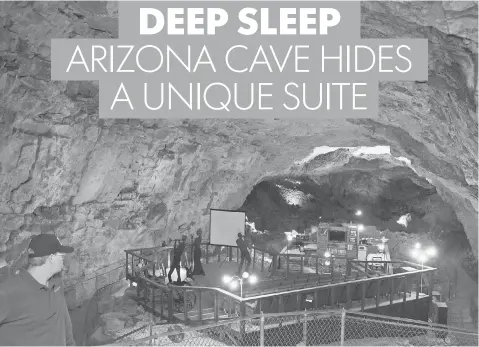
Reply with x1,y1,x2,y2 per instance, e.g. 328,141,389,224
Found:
229,281,238,289
249,275,257,284
242,272,249,279
324,251,331,258
377,244,385,251
355,210,362,216
426,247,437,257
415,243,421,249
325,260,330,266
418,255,428,263
287,234,293,241
411,249,418,258
358,224,364,231
223,275,232,284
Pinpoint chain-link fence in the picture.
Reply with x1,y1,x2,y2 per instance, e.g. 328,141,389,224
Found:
109,309,478,346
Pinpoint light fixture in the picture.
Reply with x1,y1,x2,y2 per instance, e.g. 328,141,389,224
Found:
230,280,238,289
325,260,330,266
358,224,364,232
418,254,428,263
242,272,249,279
324,251,331,258
222,275,232,284
426,247,436,257
415,243,421,249
249,275,258,284
355,210,362,216
411,249,418,258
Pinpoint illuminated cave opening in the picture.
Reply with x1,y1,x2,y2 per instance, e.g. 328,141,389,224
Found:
240,168,477,284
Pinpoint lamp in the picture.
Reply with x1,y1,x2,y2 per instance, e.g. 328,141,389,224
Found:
410,244,437,293
222,272,257,297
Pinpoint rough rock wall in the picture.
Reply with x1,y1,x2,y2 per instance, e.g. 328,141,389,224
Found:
0,1,477,280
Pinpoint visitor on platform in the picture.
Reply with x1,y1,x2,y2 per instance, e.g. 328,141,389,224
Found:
236,232,251,275
192,229,206,276
0,234,76,346
168,235,187,284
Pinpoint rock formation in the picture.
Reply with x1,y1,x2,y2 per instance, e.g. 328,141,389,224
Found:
0,1,477,292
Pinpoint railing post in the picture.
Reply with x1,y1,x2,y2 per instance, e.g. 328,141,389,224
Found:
125,252,129,281
149,321,153,346
184,288,188,323
168,289,173,321
340,308,346,346
239,302,246,340
261,252,265,272
286,256,289,277
214,292,219,321
197,289,202,322
303,309,307,345
152,286,155,316
346,259,352,276
260,311,265,347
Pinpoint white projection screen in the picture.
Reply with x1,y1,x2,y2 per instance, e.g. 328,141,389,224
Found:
209,209,246,247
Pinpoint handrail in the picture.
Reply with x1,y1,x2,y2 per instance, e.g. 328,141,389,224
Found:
241,266,436,302
348,260,403,264
134,263,436,304
64,260,124,291
140,276,243,302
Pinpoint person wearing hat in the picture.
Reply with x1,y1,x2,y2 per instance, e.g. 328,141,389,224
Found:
236,232,251,276
0,234,76,346
168,235,187,284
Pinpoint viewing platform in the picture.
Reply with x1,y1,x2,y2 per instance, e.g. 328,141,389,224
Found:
124,242,437,327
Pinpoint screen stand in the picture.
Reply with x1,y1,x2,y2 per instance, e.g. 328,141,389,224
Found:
219,255,230,268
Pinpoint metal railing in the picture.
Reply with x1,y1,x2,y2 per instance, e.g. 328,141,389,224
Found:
107,309,479,346
64,260,125,306
124,243,437,325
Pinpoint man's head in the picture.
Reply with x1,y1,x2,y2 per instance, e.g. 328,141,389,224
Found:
196,229,202,236
237,232,243,239
27,234,74,277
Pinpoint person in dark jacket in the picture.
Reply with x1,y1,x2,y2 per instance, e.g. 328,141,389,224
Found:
168,235,187,284
236,233,251,275
0,234,76,346
192,229,206,276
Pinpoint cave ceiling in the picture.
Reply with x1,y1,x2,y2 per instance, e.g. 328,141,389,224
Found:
0,1,477,280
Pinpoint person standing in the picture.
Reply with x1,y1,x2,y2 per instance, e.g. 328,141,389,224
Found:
236,233,251,276
0,234,76,346
192,229,205,276
168,235,187,284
